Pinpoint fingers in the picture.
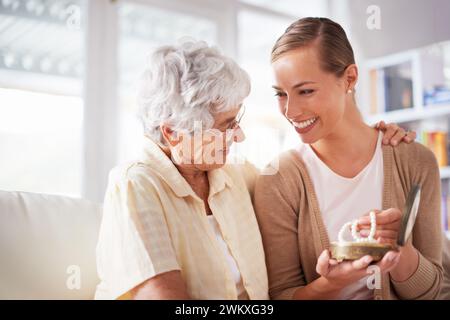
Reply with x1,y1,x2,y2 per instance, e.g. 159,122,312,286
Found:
390,127,407,146
376,237,397,246
378,122,416,145
359,220,400,231
329,259,339,266
360,229,398,239
391,127,417,145
381,123,399,145
351,255,374,270
377,208,402,225
359,209,381,218
375,251,401,273
316,250,331,276
359,208,402,226
356,210,380,230
375,120,386,130
404,130,416,143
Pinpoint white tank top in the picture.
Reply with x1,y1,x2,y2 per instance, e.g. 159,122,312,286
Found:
297,131,384,300
207,215,247,299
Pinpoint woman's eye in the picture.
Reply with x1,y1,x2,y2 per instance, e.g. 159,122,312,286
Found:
274,92,286,98
299,89,314,95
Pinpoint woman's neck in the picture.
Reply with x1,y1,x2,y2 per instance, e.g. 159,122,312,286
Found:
176,165,208,184
310,102,379,178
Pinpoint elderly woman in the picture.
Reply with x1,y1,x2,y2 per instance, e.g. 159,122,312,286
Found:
95,40,268,300
94,40,415,300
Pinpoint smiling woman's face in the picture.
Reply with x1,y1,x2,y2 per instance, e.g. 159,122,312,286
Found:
272,45,349,144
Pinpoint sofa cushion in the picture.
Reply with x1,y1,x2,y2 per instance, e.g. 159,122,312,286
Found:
0,190,102,299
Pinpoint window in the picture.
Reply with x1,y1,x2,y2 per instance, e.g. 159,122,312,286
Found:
117,2,218,163
239,0,328,18
234,8,298,168
0,0,329,201
0,0,84,196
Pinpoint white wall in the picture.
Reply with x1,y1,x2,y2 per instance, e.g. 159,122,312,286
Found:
327,0,450,116
330,0,450,60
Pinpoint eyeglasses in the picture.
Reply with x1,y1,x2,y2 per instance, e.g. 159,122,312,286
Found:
225,104,246,131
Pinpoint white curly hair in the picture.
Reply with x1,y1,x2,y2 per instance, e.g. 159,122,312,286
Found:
137,39,251,146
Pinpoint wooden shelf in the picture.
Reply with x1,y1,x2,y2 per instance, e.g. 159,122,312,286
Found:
365,104,450,125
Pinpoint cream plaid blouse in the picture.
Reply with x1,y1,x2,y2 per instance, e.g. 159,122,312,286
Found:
95,136,269,300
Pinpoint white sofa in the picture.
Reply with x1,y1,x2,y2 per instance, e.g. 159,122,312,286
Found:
0,190,449,299
0,190,102,299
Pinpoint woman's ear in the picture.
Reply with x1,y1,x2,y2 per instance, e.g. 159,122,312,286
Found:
160,124,181,147
344,64,358,92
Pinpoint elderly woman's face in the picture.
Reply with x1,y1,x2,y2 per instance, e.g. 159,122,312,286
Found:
168,106,245,171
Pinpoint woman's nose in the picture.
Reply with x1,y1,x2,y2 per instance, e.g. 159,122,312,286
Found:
285,99,302,120
231,126,245,143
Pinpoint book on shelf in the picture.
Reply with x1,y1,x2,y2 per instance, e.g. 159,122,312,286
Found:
384,62,414,112
424,85,450,106
369,68,386,115
441,185,450,232
368,62,415,115
418,131,448,167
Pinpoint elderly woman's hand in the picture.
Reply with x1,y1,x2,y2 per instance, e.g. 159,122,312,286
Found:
376,121,416,146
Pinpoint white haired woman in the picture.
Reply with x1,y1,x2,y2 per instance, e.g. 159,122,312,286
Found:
95,40,268,300
94,40,415,300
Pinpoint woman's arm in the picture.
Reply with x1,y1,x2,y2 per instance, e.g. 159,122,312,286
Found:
390,144,444,299
254,160,307,300
132,270,191,300
359,145,444,299
96,167,182,300
255,156,401,300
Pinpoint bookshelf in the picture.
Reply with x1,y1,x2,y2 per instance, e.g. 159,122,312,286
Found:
363,40,450,238
367,106,450,181
366,104,450,125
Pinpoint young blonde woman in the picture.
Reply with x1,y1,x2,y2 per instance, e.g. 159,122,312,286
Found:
254,17,443,300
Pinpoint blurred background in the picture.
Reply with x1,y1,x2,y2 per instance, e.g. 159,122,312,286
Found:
1,0,450,237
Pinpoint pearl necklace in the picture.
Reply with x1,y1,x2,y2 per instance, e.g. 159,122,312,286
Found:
338,211,377,244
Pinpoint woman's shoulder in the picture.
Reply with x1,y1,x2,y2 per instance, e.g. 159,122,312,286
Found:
106,161,162,190
387,141,439,170
222,159,260,194
259,148,306,179
254,148,308,198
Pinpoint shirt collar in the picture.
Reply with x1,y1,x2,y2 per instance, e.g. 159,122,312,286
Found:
208,166,234,197
139,136,233,198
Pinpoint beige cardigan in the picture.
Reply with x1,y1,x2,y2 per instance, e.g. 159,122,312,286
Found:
254,142,443,300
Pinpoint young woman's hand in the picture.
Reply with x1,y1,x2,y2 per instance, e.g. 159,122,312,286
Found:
315,249,400,291
375,121,417,146
357,208,420,282
358,208,402,247
316,250,373,290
